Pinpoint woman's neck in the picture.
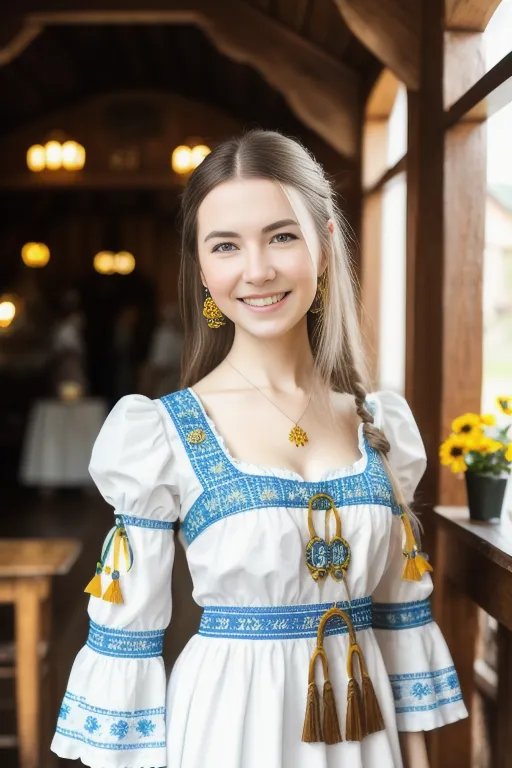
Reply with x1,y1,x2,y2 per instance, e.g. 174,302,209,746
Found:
226,321,317,393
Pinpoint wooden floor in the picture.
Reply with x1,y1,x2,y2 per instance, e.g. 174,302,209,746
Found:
0,486,201,768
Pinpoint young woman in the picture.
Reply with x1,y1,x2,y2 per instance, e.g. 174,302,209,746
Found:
51,130,467,768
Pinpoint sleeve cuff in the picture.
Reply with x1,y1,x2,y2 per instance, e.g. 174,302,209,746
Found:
373,600,469,731
51,633,167,768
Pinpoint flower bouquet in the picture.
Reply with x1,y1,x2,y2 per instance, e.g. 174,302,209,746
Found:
439,396,512,522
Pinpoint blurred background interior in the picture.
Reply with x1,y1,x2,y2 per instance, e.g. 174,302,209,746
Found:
0,1,511,766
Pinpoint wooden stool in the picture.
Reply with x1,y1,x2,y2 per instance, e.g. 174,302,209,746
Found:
0,539,81,768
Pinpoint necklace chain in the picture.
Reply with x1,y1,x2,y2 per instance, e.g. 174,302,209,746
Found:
225,358,312,447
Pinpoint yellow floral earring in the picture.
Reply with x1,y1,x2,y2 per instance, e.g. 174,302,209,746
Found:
310,270,328,315
202,286,225,329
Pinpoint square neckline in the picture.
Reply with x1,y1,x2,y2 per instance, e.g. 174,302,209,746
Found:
187,386,370,485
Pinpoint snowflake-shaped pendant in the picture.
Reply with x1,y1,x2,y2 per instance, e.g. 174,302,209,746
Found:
289,425,308,447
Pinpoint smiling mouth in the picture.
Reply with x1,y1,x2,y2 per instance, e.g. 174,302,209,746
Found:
239,292,290,307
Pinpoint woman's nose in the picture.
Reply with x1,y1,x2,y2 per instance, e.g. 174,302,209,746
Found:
242,248,276,284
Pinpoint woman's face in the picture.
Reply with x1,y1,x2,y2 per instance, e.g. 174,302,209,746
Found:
196,178,325,340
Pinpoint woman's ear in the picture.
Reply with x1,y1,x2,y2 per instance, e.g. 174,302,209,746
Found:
327,219,334,236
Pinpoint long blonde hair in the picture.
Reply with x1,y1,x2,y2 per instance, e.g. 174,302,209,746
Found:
178,129,419,528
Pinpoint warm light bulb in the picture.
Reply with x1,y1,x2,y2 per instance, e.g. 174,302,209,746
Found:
62,141,86,171
171,145,192,174
190,144,211,169
94,251,116,274
45,141,62,170
21,242,50,268
115,251,135,275
27,145,45,172
0,300,16,328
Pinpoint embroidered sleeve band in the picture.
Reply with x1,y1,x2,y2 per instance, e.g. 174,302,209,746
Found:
87,620,165,658
372,598,432,630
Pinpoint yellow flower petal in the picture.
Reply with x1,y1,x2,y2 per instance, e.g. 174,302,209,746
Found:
497,396,512,416
452,413,482,436
505,444,512,463
480,414,496,427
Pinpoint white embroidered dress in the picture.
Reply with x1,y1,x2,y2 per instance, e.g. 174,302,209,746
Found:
51,388,467,768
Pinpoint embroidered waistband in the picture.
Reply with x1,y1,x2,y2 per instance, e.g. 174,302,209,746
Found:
198,596,373,640
372,598,432,630
87,620,165,658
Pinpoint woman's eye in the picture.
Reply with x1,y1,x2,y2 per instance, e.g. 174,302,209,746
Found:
212,242,238,253
271,233,298,244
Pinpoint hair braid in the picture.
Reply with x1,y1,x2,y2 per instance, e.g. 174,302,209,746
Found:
345,353,423,540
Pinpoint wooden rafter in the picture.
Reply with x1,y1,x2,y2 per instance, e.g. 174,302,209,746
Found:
0,0,362,157
445,0,503,31
334,0,420,89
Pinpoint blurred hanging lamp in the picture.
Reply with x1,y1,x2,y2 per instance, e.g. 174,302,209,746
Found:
171,141,211,175
0,295,17,329
21,242,50,268
27,131,86,172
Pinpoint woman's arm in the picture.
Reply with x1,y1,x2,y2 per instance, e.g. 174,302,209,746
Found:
399,732,430,768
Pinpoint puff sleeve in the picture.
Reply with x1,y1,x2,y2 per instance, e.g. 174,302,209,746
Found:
51,394,179,768
371,391,468,732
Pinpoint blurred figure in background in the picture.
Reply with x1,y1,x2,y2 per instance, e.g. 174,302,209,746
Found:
143,302,183,397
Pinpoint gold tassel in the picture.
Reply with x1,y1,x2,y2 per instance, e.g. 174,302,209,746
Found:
400,510,433,582
301,681,323,743
361,674,385,736
402,554,422,582
323,680,342,744
102,576,123,604
345,677,363,742
416,553,433,577
84,562,103,598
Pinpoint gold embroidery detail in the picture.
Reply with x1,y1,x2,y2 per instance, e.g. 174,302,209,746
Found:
187,428,206,444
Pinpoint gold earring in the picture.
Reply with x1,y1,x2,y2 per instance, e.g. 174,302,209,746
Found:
311,270,328,314
202,286,225,329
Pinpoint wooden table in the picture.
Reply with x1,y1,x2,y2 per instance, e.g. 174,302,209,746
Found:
0,539,82,768
430,506,512,768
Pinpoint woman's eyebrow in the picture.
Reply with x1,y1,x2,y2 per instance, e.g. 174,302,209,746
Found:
261,218,299,234
204,218,299,243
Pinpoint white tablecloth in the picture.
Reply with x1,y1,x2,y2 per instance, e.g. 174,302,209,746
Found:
19,398,108,487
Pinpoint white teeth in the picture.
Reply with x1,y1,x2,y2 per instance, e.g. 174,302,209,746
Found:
242,293,286,307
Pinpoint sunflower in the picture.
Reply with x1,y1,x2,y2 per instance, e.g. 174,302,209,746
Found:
439,435,469,474
480,414,496,427
497,396,512,416
451,413,482,438
468,433,503,455
506,444,512,463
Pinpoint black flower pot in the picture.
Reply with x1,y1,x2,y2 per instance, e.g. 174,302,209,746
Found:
465,472,507,522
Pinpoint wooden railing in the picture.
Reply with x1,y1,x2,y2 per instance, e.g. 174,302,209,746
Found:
429,507,512,768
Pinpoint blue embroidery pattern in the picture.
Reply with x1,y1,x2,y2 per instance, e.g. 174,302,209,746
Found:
119,513,175,531
199,597,373,640
136,719,157,737
55,691,165,752
372,598,432,630
86,620,165,658
84,716,100,734
160,389,399,544
389,666,463,714
110,720,130,740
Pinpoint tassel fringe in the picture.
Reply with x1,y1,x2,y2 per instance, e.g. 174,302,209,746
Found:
402,554,422,582
322,681,342,745
102,576,124,604
302,682,323,743
84,570,102,598
345,677,363,742
361,674,385,736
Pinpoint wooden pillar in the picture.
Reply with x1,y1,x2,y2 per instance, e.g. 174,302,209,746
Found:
405,0,445,509
407,4,485,765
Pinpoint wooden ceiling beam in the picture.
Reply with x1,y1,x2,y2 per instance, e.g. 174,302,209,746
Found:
445,0,502,31
334,0,420,90
0,0,362,158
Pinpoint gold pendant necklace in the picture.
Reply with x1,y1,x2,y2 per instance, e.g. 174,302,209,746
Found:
225,358,312,447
